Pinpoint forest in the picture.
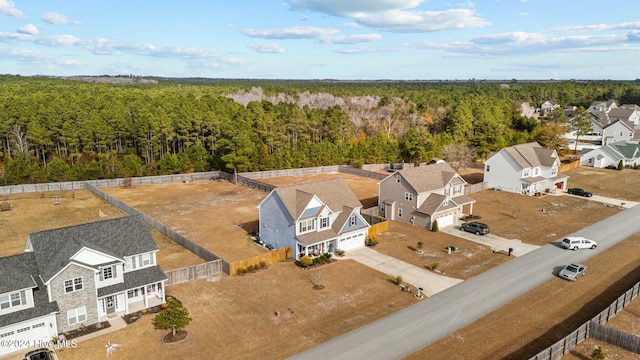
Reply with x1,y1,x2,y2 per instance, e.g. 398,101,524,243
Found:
1,75,640,185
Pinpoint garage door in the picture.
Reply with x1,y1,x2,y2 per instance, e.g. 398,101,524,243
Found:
0,320,50,356
339,233,364,251
435,213,454,228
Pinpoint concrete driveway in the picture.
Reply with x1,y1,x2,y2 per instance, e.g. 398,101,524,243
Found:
339,247,462,297
440,226,540,257
559,191,638,208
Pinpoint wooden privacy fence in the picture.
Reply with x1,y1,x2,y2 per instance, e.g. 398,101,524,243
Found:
590,321,640,354
529,281,640,360
228,247,291,275
165,260,223,285
559,159,580,172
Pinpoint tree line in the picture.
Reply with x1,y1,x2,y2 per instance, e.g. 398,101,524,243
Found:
1,75,640,185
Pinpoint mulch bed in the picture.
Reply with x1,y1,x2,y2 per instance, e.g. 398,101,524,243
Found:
122,295,180,325
162,330,189,344
63,321,111,340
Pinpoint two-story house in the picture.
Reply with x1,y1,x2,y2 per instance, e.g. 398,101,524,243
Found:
602,119,635,145
378,162,476,231
540,100,561,116
0,216,166,356
258,178,370,259
484,142,569,195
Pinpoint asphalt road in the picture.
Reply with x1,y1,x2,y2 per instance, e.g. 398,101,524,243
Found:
289,205,640,360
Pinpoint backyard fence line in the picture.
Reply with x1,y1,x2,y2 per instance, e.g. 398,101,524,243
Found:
528,281,640,360
589,321,640,354
164,260,224,285
228,247,291,275
465,182,487,195
239,166,340,179
85,183,231,274
0,171,222,195
338,166,388,180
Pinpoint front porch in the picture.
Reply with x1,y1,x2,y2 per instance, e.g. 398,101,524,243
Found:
297,241,334,259
98,281,166,321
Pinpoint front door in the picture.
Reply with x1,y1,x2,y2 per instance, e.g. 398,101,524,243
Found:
106,295,116,314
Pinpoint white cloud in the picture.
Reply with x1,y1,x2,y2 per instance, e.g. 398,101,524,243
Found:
243,26,340,39
321,33,381,44
0,0,24,18
0,48,49,61
519,12,528,16
248,42,286,53
287,0,489,32
18,24,39,35
555,21,640,32
42,11,80,25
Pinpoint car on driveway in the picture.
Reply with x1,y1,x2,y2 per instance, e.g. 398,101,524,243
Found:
460,221,489,235
559,263,587,281
561,236,597,250
24,348,55,360
567,188,592,197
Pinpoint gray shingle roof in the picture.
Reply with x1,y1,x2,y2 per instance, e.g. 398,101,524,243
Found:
0,252,59,327
97,266,167,298
28,216,158,283
501,142,557,169
272,178,362,220
395,162,461,193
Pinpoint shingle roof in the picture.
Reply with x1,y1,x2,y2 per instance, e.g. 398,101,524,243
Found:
97,266,167,298
608,107,636,119
272,178,362,220
28,216,158,283
395,162,461,193
501,142,557,169
0,252,59,327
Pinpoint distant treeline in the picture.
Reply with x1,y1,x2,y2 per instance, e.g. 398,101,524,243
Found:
1,75,639,185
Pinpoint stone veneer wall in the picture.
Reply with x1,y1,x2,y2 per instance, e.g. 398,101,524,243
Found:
50,264,99,333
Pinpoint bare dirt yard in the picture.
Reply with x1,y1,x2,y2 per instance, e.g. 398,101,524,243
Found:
0,189,202,270
564,167,640,202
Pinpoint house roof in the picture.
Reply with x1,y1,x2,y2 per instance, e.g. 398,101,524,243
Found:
0,252,38,294
603,119,634,131
491,142,557,169
608,107,636,119
97,266,167,298
272,178,362,220
296,206,368,246
609,141,640,159
28,216,158,283
393,162,463,194
0,252,59,328
416,194,475,216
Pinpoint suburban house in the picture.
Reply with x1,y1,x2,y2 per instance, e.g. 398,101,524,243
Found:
0,216,166,356
484,142,569,195
588,100,618,114
580,141,640,169
601,119,636,145
258,178,370,259
607,107,640,127
378,162,476,231
540,100,561,116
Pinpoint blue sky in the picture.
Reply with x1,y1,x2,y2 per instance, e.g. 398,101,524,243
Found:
1,0,639,80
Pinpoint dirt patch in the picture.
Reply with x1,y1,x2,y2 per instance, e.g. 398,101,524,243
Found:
564,167,640,202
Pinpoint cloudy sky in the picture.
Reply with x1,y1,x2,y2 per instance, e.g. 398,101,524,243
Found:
1,0,639,80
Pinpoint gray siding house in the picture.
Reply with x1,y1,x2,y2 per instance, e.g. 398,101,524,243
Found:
580,141,640,168
258,178,370,259
0,216,166,356
484,142,568,195
378,162,475,230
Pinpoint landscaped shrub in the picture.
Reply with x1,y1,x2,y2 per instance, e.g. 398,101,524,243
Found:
253,264,261,271
394,275,403,285
431,262,439,271
366,234,379,246
618,160,624,170
431,220,439,232
336,249,345,256
259,260,267,269
236,267,247,275
300,255,313,267
417,241,424,250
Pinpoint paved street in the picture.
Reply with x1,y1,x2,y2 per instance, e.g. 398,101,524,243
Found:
290,204,640,360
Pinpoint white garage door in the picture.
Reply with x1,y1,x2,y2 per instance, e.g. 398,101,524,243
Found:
435,213,454,228
0,320,50,356
339,233,364,251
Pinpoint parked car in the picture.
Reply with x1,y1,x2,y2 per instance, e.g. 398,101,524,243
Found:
567,188,592,197
559,263,587,281
561,236,597,250
460,221,490,235
24,348,54,360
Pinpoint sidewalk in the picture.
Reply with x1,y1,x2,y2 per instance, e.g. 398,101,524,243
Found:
338,247,462,297
70,316,127,343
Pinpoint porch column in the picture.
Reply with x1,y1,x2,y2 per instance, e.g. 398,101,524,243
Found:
469,203,474,216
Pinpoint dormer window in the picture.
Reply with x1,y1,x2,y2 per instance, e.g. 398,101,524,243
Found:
0,290,26,310
100,266,114,281
523,168,530,177
319,217,329,229
299,219,315,233
140,253,152,267
404,192,413,201
349,216,356,226
533,167,540,176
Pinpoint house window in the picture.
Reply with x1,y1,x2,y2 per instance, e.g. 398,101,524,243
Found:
404,192,413,201
551,167,557,176
140,253,152,267
101,266,114,281
299,219,315,233
523,168,530,177
398,208,403,217
486,165,490,172
124,256,135,271
64,277,83,293
380,203,386,214
396,175,401,183
319,217,329,229
67,306,87,326
127,289,139,299
349,216,356,226
453,185,462,195
0,290,26,309
533,167,540,176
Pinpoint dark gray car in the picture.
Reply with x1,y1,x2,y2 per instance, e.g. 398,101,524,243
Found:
460,221,489,235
